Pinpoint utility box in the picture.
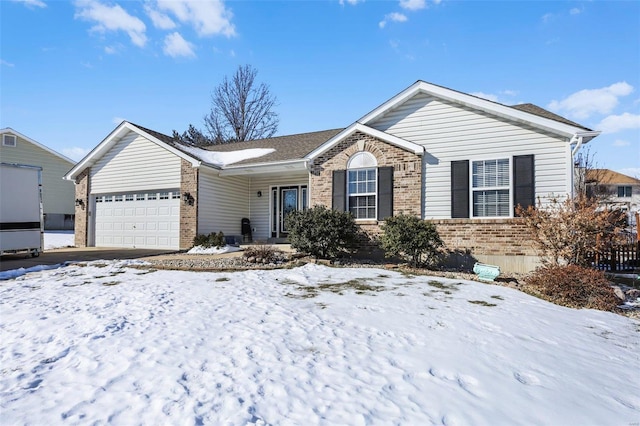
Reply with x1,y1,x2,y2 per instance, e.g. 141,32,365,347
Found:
0,163,44,257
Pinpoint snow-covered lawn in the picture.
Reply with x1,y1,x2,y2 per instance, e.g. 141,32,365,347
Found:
43,231,74,250
1,261,638,425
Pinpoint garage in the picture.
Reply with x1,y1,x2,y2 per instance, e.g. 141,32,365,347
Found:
93,190,180,249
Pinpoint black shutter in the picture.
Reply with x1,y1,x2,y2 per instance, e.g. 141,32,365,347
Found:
332,170,346,211
377,166,394,220
513,154,535,215
451,160,469,218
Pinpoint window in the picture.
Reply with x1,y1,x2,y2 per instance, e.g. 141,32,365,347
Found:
2,134,16,147
104,196,113,203
114,195,123,202
347,152,378,219
96,196,103,203
148,193,157,200
472,159,510,217
618,186,632,197
125,194,134,201
159,192,169,200
172,192,180,199
136,193,145,201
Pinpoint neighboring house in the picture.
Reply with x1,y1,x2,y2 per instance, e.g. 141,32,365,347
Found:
586,169,640,228
64,81,599,272
1,128,76,230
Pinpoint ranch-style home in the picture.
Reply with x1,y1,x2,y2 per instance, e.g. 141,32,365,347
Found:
64,81,599,273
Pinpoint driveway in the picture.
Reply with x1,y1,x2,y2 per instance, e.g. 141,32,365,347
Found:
0,247,176,272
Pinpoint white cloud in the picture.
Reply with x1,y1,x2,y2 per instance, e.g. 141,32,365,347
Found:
542,12,555,23
1,59,15,67
112,116,126,125
62,147,91,161
74,0,147,47
10,0,46,8
379,12,408,28
104,45,117,54
612,139,630,147
597,112,640,133
144,4,176,30
154,0,235,37
163,32,196,58
339,0,363,5
569,7,581,15
470,92,499,102
400,0,426,11
501,89,518,97
547,82,634,120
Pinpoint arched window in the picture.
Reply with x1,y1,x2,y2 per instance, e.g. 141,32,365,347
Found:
347,152,378,219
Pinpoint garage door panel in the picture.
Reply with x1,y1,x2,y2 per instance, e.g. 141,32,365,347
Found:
94,190,180,249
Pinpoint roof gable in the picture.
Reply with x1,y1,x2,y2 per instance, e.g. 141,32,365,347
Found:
0,128,76,165
358,81,598,141
64,121,202,181
306,123,424,161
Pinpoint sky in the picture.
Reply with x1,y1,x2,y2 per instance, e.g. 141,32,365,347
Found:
1,0,639,177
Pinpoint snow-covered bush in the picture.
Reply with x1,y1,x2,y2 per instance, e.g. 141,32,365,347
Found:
380,213,443,267
285,205,359,259
193,231,226,249
524,264,619,311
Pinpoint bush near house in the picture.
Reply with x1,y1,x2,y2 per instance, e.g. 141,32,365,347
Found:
524,265,619,311
516,195,627,267
193,232,226,249
380,214,444,267
285,205,359,259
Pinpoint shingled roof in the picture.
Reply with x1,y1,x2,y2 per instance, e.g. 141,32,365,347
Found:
510,103,592,131
586,169,640,185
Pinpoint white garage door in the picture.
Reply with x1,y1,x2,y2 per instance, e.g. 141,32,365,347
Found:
94,190,180,249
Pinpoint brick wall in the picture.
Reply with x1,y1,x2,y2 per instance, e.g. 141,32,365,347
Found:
74,168,90,247
180,159,198,249
310,131,422,218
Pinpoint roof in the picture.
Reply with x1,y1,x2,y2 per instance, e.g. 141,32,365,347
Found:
358,80,598,141
510,104,592,131
586,169,640,185
201,128,344,166
0,127,76,165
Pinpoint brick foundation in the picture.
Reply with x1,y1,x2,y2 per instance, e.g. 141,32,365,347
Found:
73,168,90,247
180,159,198,249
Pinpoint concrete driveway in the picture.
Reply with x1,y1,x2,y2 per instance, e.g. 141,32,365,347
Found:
0,247,177,272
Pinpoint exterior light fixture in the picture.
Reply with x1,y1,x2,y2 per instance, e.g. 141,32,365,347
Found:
182,192,194,206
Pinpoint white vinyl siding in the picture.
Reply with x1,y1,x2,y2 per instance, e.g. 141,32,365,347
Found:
0,134,75,215
369,93,571,219
197,168,250,237
90,131,181,194
249,173,309,240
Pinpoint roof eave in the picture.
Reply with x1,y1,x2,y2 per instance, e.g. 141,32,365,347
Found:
218,159,308,176
358,81,593,139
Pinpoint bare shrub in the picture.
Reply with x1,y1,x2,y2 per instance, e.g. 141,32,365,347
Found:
243,245,285,263
524,265,619,311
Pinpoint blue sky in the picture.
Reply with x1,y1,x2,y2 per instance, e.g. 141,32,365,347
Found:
1,0,639,177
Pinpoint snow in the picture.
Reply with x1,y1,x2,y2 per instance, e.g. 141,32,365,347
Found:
1,261,638,424
180,145,275,167
187,245,243,255
43,231,74,250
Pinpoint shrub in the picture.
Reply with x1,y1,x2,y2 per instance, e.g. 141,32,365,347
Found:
524,264,619,311
516,195,626,267
380,213,443,266
285,205,359,259
192,231,226,248
243,245,285,263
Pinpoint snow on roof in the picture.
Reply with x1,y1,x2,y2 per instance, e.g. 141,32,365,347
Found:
179,145,275,167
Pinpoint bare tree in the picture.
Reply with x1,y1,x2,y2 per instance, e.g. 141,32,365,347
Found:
203,65,278,143
172,124,215,146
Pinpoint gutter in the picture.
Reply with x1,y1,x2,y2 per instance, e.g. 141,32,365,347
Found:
570,131,601,158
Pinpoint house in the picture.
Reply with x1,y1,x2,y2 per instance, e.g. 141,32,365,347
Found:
586,169,640,228
1,128,76,230
64,81,599,273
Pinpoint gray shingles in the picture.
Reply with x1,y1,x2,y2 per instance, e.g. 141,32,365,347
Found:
510,103,592,131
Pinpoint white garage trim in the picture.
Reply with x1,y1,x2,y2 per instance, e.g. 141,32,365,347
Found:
93,189,180,249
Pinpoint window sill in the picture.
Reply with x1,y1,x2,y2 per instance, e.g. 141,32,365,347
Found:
355,219,379,225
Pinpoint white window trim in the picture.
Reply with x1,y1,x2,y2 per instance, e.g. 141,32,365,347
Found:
470,157,513,219
3,134,17,147
347,167,378,221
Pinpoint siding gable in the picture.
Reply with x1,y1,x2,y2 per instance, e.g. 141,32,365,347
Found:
369,92,571,219
90,130,181,194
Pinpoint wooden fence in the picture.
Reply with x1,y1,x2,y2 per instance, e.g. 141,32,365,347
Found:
588,242,640,272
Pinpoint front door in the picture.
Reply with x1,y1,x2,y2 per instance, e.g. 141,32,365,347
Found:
271,185,307,238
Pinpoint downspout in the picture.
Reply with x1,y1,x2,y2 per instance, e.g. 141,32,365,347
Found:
569,134,582,198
